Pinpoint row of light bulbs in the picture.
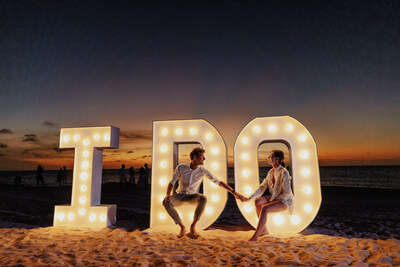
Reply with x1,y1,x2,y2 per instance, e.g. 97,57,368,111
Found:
62,133,110,143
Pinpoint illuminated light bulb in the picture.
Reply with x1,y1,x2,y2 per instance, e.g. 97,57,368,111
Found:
273,214,284,225
175,128,182,135
159,212,166,220
159,177,168,186
211,162,219,170
298,134,307,142
211,194,219,202
79,196,87,204
206,207,214,215
73,134,80,141
253,125,261,133
190,128,197,135
241,153,250,160
304,203,312,213
205,132,213,140
83,139,90,146
290,215,300,225
242,169,250,178
79,208,86,215
82,150,89,157
161,128,168,136
63,135,70,142
285,124,294,132
211,147,219,154
160,161,167,168
57,212,65,221
94,134,100,141
241,137,249,145
103,134,110,141
160,145,167,152
301,168,310,176
100,214,107,222
89,213,96,221
80,172,88,181
189,212,194,220
268,124,277,133
244,204,253,213
300,150,309,159
80,185,87,192
82,161,89,169
303,186,312,195
68,213,75,221
244,186,252,195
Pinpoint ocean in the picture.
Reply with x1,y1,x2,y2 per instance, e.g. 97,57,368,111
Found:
0,166,399,189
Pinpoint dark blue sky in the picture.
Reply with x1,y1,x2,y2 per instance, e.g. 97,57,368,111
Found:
1,0,399,169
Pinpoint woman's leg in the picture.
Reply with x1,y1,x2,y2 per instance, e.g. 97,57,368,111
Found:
254,196,271,235
249,201,287,241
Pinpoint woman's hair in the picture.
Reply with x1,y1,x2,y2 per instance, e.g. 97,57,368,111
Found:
271,150,286,168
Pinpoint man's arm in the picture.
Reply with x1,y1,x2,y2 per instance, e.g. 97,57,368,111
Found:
218,181,242,200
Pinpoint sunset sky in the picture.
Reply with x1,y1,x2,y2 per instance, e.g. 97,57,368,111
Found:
1,1,399,170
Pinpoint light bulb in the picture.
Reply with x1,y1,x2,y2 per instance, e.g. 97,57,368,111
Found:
80,185,87,192
73,134,80,141
298,134,307,142
83,151,89,157
190,128,197,135
241,137,249,144
241,153,250,160
244,204,252,212
303,186,312,195
160,161,167,168
285,124,293,132
211,162,219,170
100,214,107,222
268,124,277,133
253,125,261,133
301,168,310,176
89,213,96,221
161,128,168,136
211,194,219,202
82,161,89,169
206,207,214,215
205,133,213,140
273,214,284,225
57,212,65,221
304,203,312,213
81,172,88,180
94,134,100,141
211,147,219,154
175,128,182,135
242,169,250,178
290,215,300,225
79,196,86,204
159,177,168,185
103,134,110,141
68,213,75,221
159,212,166,220
63,135,70,142
244,186,252,195
300,150,309,159
79,208,86,215
160,145,167,152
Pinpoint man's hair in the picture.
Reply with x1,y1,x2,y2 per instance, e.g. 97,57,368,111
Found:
190,147,205,160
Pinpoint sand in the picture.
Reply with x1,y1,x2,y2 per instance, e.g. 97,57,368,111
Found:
0,226,399,266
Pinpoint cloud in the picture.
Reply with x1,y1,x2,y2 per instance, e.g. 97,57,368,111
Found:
0,143,8,149
120,131,152,141
42,120,57,127
22,134,38,142
0,129,13,134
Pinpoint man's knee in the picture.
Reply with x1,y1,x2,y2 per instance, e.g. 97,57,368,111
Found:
198,195,207,205
162,198,171,208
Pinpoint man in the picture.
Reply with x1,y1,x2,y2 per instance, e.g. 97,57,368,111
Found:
162,147,243,239
119,164,127,189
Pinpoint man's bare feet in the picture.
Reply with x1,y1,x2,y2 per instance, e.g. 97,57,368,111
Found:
177,227,186,238
187,226,200,239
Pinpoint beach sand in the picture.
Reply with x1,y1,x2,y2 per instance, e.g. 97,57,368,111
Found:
0,183,399,265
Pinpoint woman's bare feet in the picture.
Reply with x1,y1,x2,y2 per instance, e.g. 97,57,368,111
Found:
177,223,186,238
187,225,200,239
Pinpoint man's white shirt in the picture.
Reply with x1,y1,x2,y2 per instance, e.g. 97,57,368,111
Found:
169,163,221,194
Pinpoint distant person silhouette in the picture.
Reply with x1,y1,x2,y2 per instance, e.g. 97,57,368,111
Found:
36,165,44,187
62,166,67,186
56,168,63,186
129,166,136,188
139,167,145,188
119,164,127,189
144,163,150,189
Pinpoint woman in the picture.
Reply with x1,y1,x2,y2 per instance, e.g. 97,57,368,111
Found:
243,150,294,241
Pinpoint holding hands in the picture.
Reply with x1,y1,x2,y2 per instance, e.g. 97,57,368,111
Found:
231,191,250,202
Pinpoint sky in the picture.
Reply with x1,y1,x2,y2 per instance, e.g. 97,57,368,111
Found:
0,0,399,170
